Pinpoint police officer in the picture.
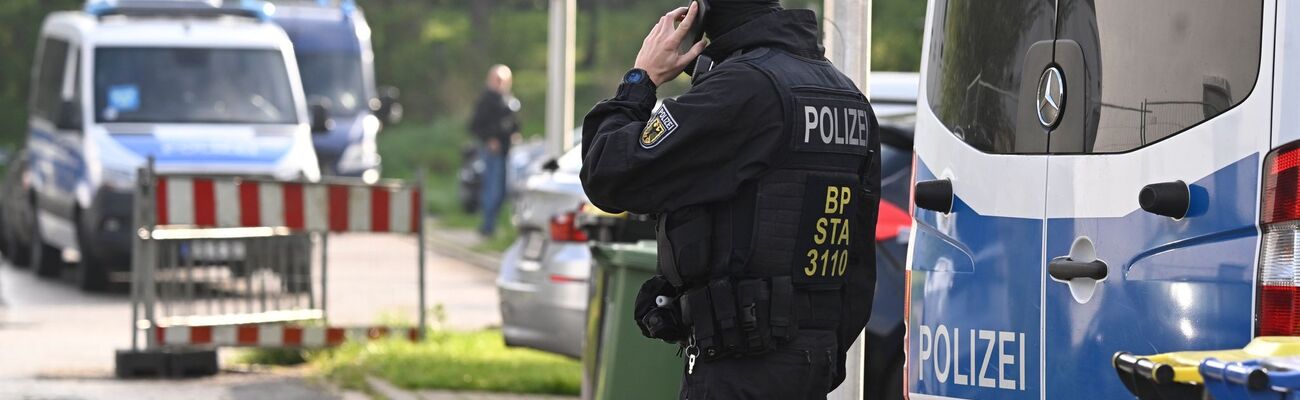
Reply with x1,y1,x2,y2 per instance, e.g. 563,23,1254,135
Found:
580,0,879,398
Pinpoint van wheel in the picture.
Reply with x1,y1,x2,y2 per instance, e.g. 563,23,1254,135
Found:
6,208,34,268
30,213,65,278
76,215,109,292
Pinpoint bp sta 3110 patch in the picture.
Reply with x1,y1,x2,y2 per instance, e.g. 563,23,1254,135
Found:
641,107,679,149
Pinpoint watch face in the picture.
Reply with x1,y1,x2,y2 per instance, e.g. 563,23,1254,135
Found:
626,70,645,84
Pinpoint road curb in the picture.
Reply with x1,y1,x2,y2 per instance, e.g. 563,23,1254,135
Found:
366,375,578,400
423,218,502,272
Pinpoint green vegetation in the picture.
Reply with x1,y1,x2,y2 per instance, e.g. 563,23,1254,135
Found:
239,329,583,396
375,119,516,252
0,0,925,248
0,1,926,150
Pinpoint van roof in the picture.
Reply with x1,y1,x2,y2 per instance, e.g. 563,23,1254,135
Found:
272,3,368,54
43,10,291,49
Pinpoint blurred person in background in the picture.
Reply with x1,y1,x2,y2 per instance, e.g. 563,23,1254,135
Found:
469,64,521,238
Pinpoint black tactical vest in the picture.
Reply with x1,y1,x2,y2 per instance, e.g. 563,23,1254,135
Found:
657,48,879,358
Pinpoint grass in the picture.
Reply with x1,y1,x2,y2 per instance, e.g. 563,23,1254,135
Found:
378,119,518,253
239,329,582,396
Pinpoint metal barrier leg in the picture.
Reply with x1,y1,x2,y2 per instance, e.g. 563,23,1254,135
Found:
416,169,427,341
321,232,329,324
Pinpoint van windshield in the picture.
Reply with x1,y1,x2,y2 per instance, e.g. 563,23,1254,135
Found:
94,48,298,124
296,52,368,115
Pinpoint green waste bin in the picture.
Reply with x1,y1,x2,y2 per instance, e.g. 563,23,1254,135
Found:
582,241,683,400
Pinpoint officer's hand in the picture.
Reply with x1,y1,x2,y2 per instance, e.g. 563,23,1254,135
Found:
634,2,707,86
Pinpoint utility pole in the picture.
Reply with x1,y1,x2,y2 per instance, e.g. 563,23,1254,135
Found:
822,2,871,399
545,0,577,156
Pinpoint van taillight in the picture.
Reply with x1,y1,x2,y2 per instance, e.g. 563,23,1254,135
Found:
1257,142,1300,336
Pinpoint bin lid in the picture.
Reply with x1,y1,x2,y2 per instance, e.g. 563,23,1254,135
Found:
590,241,658,273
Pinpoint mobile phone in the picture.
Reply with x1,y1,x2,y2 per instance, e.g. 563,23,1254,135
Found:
677,0,709,55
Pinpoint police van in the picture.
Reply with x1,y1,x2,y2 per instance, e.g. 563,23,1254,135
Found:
272,0,401,183
24,0,319,290
906,0,1291,398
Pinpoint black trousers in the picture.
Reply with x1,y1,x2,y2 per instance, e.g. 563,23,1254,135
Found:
679,329,840,400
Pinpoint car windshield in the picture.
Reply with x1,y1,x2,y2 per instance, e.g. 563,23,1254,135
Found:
296,52,367,115
94,47,298,124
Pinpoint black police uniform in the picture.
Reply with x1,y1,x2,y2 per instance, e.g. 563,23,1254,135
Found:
580,9,879,400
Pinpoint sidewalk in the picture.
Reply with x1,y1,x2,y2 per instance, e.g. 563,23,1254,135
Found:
423,217,504,271
367,376,577,400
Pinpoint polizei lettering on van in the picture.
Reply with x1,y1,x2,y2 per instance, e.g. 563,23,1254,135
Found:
917,324,1027,391
791,96,872,156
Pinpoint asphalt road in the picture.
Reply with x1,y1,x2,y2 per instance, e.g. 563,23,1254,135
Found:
0,233,501,399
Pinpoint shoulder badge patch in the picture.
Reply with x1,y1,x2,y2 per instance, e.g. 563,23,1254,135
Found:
640,107,679,149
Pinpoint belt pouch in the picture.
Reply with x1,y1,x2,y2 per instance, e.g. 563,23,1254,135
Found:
737,279,772,351
769,276,795,342
708,280,741,354
682,287,719,358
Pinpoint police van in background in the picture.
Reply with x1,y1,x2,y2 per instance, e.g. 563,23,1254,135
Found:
906,0,1293,398
271,0,401,183
24,0,319,291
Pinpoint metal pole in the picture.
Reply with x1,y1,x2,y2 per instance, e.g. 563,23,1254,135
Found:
416,169,427,341
544,0,577,156
823,1,870,399
823,0,873,94
142,157,159,350
129,159,152,351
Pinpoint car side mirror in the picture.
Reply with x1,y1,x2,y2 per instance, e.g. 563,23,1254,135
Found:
309,101,333,133
56,100,81,131
373,86,403,126
541,158,560,173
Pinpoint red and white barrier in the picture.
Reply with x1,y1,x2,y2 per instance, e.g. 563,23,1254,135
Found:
153,177,422,233
125,171,429,359
154,324,420,348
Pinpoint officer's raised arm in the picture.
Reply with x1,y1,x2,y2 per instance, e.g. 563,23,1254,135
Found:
580,63,780,214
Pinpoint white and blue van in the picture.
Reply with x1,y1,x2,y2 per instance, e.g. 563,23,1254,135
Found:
23,0,319,290
272,0,400,183
906,0,1300,398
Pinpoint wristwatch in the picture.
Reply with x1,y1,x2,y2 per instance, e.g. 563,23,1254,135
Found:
624,68,654,87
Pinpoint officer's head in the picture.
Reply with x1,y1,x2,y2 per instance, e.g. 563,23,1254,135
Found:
486,64,513,94
703,0,783,39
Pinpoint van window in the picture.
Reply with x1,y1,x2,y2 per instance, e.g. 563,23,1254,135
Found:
1057,0,1263,153
925,0,1056,154
93,48,298,124
296,52,367,115
30,38,70,122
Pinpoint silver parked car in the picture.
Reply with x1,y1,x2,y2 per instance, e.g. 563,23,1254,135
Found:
497,147,591,357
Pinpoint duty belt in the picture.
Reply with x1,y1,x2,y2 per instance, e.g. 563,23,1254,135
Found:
678,276,840,360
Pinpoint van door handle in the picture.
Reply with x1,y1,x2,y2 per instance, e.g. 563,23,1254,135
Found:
913,179,953,214
1048,257,1108,281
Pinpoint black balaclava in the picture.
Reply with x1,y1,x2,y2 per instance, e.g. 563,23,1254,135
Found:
704,0,784,39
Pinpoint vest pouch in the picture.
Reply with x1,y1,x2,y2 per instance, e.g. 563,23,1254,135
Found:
656,206,714,287
736,278,775,354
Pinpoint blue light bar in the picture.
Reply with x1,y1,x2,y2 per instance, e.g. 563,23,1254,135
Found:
84,0,115,15
239,0,275,20
83,0,275,21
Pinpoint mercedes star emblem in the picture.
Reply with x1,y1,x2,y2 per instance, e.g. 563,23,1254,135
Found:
1037,66,1065,128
